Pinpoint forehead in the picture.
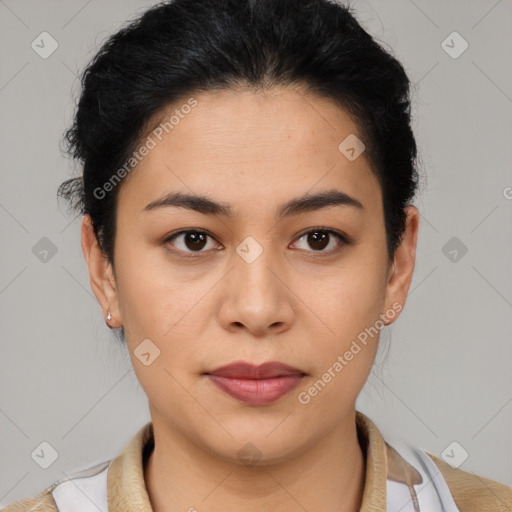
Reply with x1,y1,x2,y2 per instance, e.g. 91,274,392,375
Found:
118,87,381,217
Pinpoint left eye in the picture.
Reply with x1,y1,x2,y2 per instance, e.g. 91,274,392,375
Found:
292,229,346,253
164,228,347,256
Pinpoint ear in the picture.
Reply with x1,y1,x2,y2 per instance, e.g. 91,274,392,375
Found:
81,215,122,328
382,205,420,325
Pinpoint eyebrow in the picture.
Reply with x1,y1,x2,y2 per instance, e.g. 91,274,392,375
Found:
143,189,364,219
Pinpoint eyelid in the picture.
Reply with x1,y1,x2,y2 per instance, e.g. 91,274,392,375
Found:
163,227,350,257
163,229,219,257
294,226,350,244
291,227,349,255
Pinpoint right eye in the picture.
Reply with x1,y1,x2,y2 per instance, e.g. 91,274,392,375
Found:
163,229,222,257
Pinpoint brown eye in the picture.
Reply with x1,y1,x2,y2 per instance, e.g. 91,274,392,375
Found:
164,227,348,258
306,231,329,251
165,230,218,254
293,228,347,254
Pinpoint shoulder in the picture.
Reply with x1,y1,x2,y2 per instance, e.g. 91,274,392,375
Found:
1,459,111,512
1,484,59,512
426,452,512,512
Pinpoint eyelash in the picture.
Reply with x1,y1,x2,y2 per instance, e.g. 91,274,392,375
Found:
163,227,350,259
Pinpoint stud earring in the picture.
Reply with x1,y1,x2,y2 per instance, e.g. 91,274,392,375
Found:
106,310,114,329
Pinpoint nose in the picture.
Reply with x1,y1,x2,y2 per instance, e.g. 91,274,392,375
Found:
218,242,296,336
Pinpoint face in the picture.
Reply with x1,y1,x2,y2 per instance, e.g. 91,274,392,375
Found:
82,86,418,464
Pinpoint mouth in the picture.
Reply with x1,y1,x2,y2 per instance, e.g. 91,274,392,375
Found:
203,361,307,406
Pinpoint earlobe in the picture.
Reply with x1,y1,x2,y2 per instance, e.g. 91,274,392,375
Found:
81,215,122,328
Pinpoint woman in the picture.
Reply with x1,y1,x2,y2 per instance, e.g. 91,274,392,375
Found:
4,0,511,510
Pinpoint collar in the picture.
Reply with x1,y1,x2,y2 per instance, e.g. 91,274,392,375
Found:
106,411,388,511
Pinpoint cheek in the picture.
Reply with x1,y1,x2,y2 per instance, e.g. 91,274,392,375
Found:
300,255,386,334
336,278,386,340
296,276,384,414
297,256,387,378
113,241,191,331
114,245,215,374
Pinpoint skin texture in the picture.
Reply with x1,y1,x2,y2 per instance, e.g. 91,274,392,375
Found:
81,86,419,512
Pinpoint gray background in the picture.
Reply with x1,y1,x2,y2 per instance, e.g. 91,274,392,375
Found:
1,0,511,506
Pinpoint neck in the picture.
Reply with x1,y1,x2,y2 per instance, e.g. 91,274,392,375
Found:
144,408,366,512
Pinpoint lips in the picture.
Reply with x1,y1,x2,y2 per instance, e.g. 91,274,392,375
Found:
204,361,306,406
207,361,305,379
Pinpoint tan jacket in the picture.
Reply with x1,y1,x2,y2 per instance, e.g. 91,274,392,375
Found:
2,411,511,511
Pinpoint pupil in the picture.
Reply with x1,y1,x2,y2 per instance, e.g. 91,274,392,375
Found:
186,232,207,251
183,231,330,252
308,231,328,250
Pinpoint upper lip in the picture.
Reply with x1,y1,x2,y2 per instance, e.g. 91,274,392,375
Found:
205,361,306,379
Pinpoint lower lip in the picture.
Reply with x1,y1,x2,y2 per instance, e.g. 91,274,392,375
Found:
206,374,305,406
